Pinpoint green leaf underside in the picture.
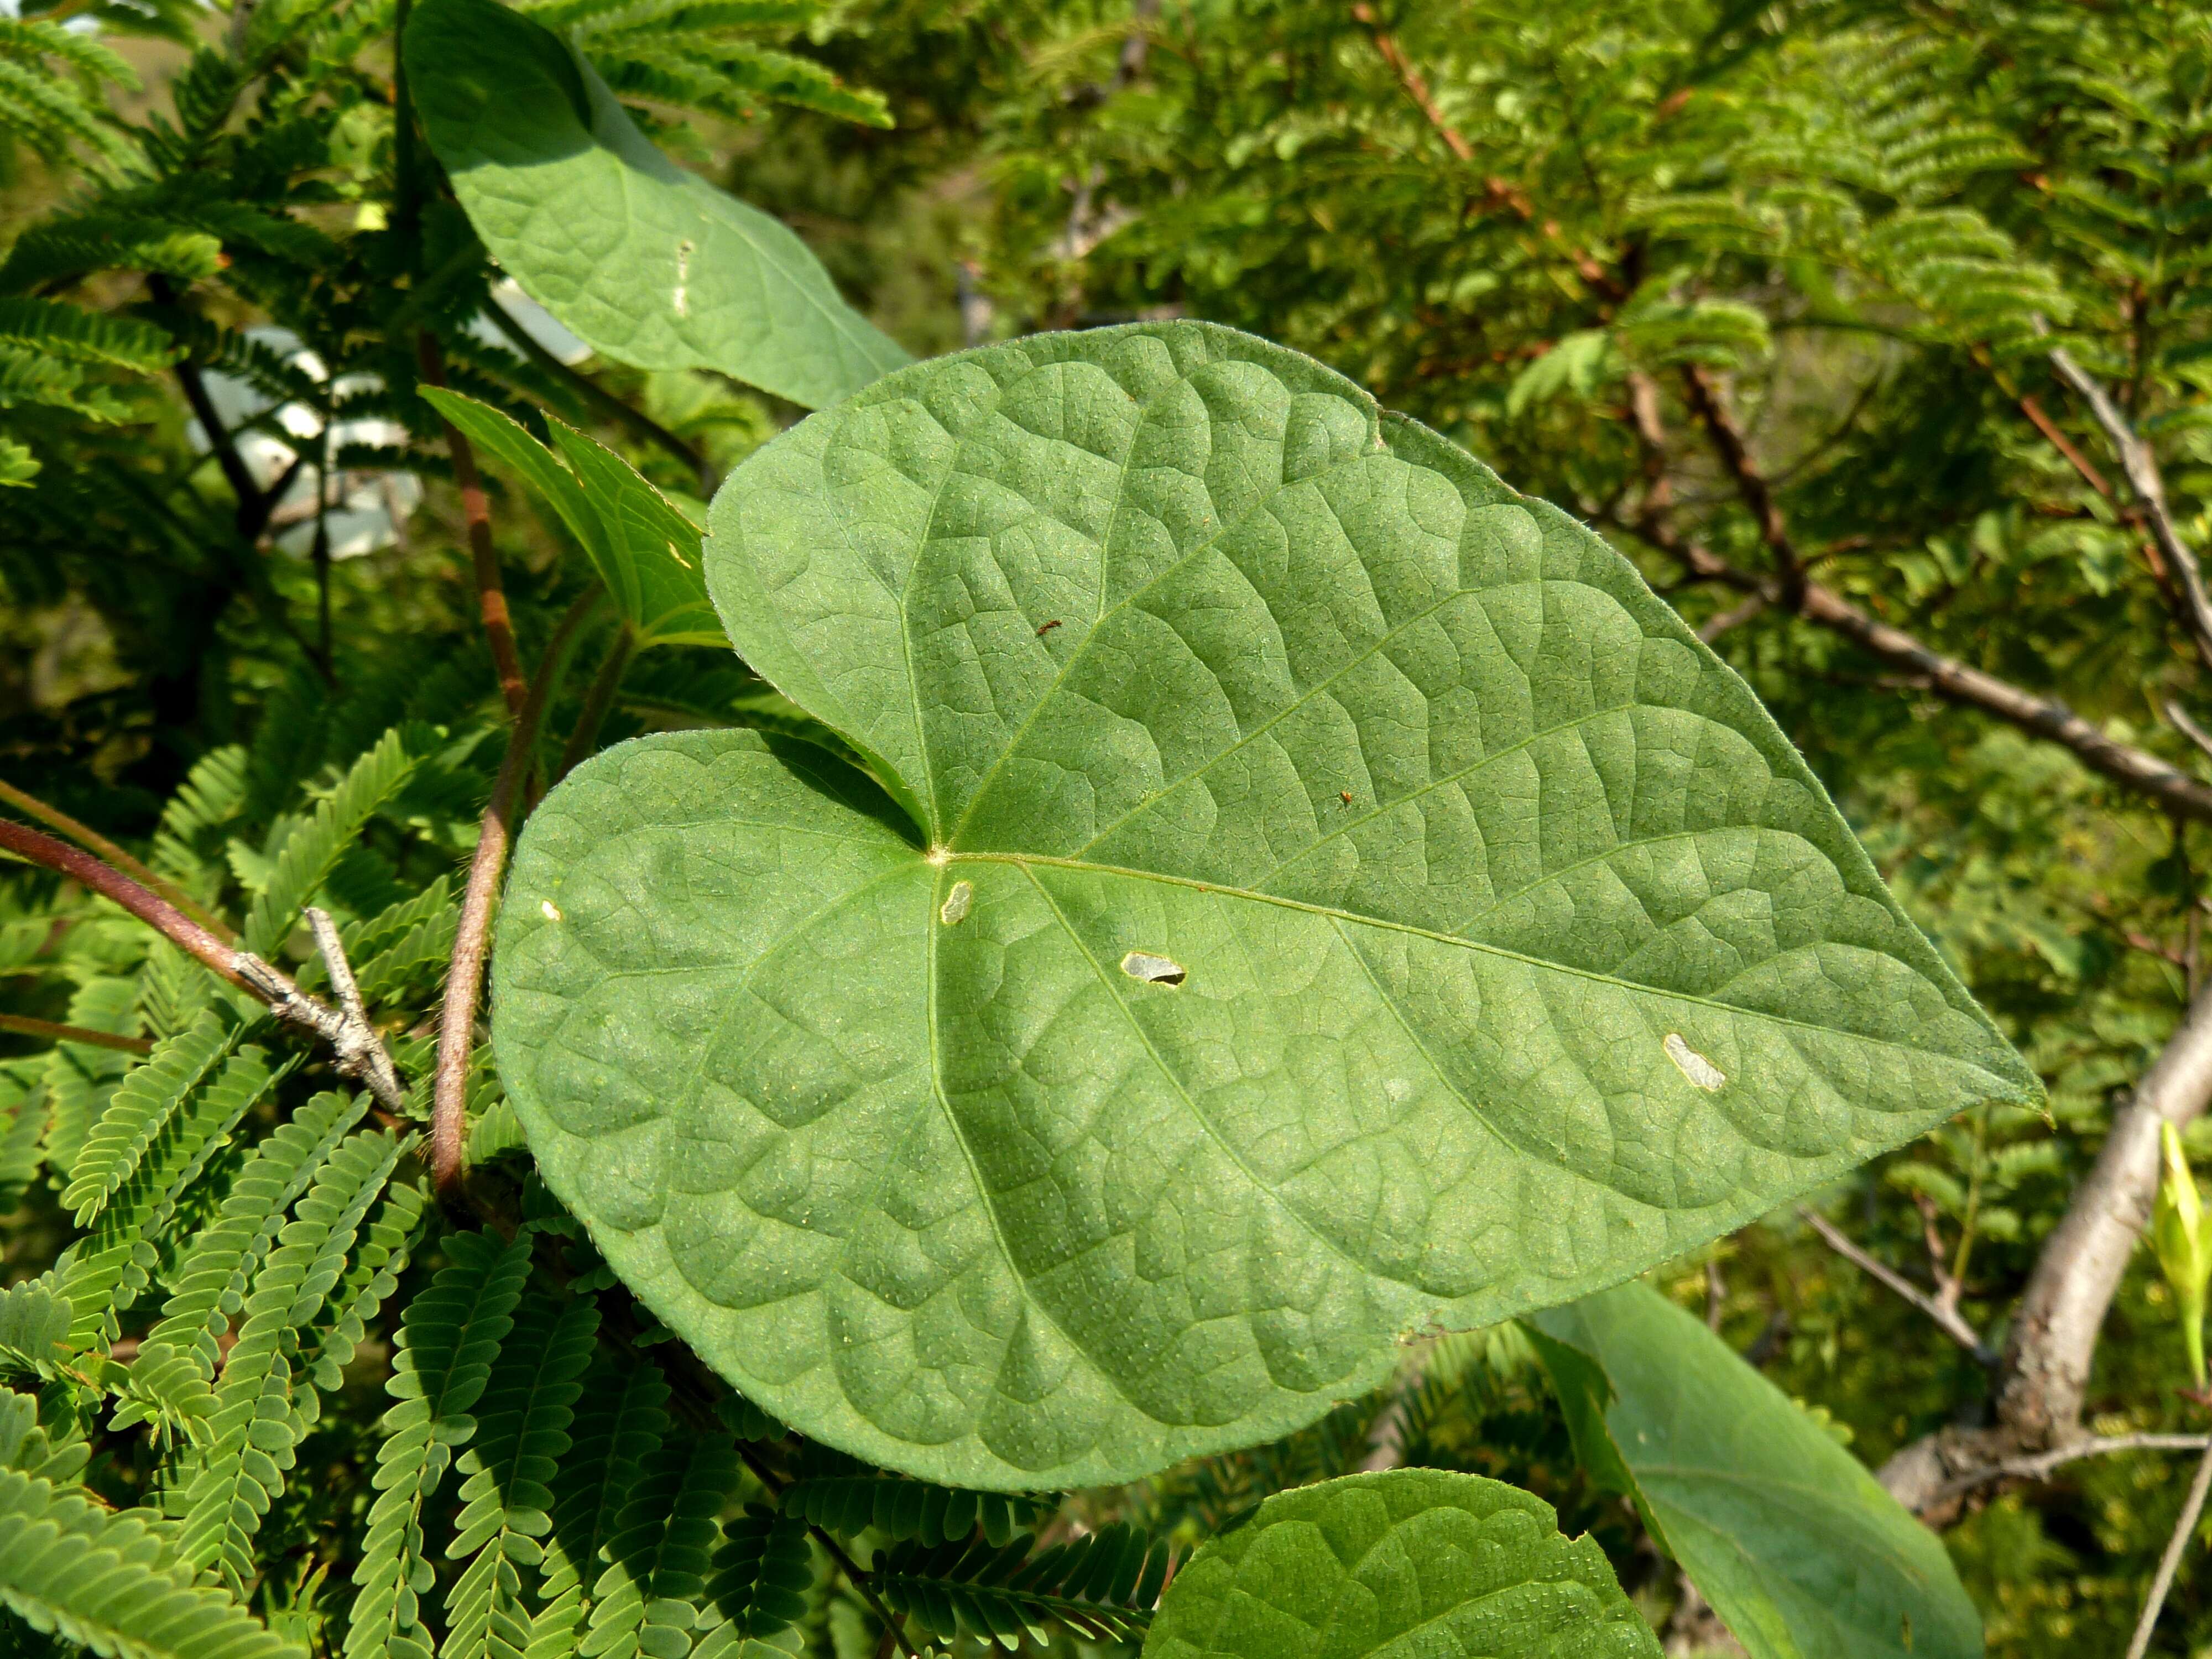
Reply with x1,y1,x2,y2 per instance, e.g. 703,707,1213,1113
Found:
1139,1469,1656,1659
1528,1284,1981,1659
493,320,2037,1489
420,388,726,650
404,0,910,410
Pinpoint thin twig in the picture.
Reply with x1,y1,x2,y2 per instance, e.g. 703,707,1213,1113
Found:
416,334,531,721
0,779,232,940
1797,1206,1999,1366
555,624,635,786
0,820,408,1114
2169,700,2212,766
1681,363,1805,608
1698,593,1766,643
2050,345,2212,674
2126,1438,2212,1659
432,591,601,1207
1931,1432,2212,1505
0,1014,153,1055
1625,510,2212,822
2017,393,2114,500
481,301,716,498
305,907,404,1108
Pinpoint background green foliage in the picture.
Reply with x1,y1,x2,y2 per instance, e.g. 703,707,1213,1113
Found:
8,0,2212,1655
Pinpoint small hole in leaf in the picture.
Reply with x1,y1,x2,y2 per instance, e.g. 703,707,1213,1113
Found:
1121,951,1185,987
940,880,973,925
540,900,563,922
1663,1032,1725,1092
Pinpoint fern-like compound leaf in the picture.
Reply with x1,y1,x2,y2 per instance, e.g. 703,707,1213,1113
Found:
781,1447,1047,1548
61,1045,281,1350
64,1011,237,1226
180,1130,406,1589
875,1521,1175,1649
345,1230,533,1659
444,1296,601,1659
0,1465,305,1659
528,1359,671,1659
579,1432,742,1659
242,728,416,958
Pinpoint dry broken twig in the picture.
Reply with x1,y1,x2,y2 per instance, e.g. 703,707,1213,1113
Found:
0,816,408,1115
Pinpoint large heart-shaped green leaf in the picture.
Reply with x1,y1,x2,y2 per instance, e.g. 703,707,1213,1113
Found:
1140,1468,1658,1659
1527,1282,1981,1659
492,321,2037,1489
405,0,910,410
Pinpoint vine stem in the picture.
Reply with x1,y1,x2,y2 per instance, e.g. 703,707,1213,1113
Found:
0,778,232,940
2125,1436,2212,1659
0,819,406,1113
431,590,600,1207
555,623,634,785
728,1441,921,1659
416,334,530,721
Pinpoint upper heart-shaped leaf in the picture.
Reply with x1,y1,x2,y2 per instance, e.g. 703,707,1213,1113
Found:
1139,1468,1658,1659
492,321,2037,1489
405,0,910,410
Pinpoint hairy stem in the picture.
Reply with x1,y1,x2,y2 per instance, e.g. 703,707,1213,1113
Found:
0,778,231,940
432,590,600,1206
416,333,531,720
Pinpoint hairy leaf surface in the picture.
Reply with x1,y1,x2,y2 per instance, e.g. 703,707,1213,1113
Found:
1527,1282,1980,1659
404,0,909,410
494,321,2038,1487
1140,1468,1656,1659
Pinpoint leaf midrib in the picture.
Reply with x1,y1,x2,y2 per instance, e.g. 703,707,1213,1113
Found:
949,850,2012,1076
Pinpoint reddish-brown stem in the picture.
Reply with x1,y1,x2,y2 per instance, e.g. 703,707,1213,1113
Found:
0,779,232,941
0,820,408,1112
416,335,531,721
2018,393,2115,500
0,1014,153,1055
0,818,245,988
432,591,601,1207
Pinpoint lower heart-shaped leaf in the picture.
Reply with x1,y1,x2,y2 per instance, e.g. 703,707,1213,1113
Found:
492,320,2038,1489
1527,1281,1983,1659
1139,1468,1658,1659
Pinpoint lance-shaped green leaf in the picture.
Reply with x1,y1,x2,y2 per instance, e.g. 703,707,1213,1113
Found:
421,388,726,650
492,321,2038,1489
404,0,909,410
1527,1281,1981,1659
1140,1468,1657,1659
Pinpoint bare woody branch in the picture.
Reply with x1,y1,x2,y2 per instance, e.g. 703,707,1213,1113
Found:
2049,346,2212,674
1929,1432,2211,1507
1999,974,2212,1445
1797,1205,1998,1366
0,818,408,1115
1620,371,2212,825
